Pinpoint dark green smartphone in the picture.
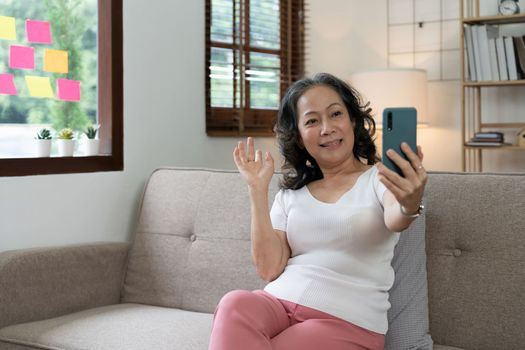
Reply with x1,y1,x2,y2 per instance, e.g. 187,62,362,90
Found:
382,107,417,177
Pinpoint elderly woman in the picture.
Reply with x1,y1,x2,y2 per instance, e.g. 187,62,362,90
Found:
208,73,427,350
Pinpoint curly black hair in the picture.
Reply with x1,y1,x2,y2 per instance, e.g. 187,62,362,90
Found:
274,73,380,190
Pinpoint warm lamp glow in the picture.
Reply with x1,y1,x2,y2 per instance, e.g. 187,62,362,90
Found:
349,68,428,127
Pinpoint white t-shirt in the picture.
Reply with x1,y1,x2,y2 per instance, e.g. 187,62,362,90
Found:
264,165,399,334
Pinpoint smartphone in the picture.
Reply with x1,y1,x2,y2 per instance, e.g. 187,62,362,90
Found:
382,107,417,177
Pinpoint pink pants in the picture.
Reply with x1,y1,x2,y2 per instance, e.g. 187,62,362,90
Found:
208,290,384,350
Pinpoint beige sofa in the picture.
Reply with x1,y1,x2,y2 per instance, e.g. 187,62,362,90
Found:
0,168,524,350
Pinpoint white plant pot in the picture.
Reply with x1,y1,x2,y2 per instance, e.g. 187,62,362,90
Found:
57,139,75,157
35,139,52,157
83,139,100,156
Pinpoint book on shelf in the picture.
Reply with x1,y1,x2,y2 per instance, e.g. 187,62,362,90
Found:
464,22,525,82
469,25,483,81
465,141,510,147
476,24,499,81
514,36,525,78
474,131,504,139
464,26,477,81
495,37,509,80
488,38,500,81
466,131,506,146
504,36,519,80
470,137,503,143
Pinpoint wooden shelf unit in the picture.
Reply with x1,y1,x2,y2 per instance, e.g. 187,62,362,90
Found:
462,12,525,25
460,1,525,172
464,145,525,150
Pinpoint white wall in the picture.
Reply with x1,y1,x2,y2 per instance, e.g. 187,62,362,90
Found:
306,0,387,75
0,0,231,252
0,0,281,252
1,0,522,252
306,0,464,172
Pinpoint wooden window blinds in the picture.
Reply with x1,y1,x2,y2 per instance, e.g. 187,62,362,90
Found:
205,0,306,136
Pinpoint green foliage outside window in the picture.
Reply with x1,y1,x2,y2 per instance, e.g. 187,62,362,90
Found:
46,0,88,131
0,0,97,132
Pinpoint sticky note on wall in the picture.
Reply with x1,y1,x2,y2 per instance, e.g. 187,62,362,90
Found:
0,73,17,95
25,76,54,98
26,19,52,44
9,45,35,70
0,16,16,40
57,78,80,102
44,49,68,73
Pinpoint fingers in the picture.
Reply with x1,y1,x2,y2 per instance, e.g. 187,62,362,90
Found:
377,161,411,194
247,137,255,162
378,143,428,210
265,151,274,169
237,137,255,162
384,148,418,183
378,172,405,200
233,138,273,168
379,144,424,195
400,142,422,174
417,145,424,162
233,145,241,167
378,162,425,210
387,143,426,181
237,140,247,163
255,149,262,163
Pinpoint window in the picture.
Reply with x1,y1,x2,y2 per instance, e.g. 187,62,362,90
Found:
0,0,123,176
205,0,306,136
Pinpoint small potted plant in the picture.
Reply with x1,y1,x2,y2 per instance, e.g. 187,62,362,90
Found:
56,128,75,157
35,128,52,157
83,124,99,156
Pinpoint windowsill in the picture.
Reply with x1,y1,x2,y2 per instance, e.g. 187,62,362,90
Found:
0,155,123,177
207,130,275,137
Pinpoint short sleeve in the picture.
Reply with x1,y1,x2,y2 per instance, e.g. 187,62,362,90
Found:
372,165,387,207
270,189,287,231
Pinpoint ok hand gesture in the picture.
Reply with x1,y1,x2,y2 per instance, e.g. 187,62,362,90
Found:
233,137,275,192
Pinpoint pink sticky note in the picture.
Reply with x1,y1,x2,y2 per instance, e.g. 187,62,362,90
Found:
9,45,35,70
26,19,52,44
57,78,81,102
0,74,17,95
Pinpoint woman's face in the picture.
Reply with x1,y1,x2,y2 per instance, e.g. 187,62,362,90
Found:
296,85,356,168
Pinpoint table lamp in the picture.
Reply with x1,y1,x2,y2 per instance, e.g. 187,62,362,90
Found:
349,68,428,128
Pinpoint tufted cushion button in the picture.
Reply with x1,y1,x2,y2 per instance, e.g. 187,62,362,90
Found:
189,234,197,242
453,249,462,257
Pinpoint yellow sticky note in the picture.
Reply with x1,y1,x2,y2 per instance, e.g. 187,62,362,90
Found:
0,16,17,40
25,76,54,98
44,49,68,73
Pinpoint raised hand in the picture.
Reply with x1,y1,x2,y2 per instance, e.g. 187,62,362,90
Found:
233,137,275,192
377,142,427,214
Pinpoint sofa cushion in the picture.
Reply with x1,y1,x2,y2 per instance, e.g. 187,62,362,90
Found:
385,210,433,350
433,345,465,350
0,304,213,350
121,169,275,312
425,172,525,350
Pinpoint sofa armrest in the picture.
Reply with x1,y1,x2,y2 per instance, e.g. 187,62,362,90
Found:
0,242,130,329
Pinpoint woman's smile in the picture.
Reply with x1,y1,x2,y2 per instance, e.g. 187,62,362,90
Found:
320,138,343,149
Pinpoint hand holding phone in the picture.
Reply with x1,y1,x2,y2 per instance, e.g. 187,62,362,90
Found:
381,107,417,177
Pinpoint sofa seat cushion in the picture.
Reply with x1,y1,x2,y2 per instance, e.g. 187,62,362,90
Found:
0,303,213,350
433,345,465,350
